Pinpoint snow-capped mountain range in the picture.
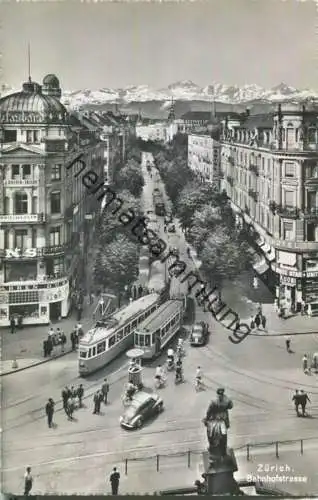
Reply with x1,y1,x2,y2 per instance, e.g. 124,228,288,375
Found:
59,81,318,107
2,80,317,107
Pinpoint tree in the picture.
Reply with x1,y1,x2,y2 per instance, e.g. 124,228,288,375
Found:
200,227,252,290
97,189,141,245
115,159,144,198
94,234,139,293
188,205,223,252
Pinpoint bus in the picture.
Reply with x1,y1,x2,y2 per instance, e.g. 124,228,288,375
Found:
78,293,160,375
134,299,184,359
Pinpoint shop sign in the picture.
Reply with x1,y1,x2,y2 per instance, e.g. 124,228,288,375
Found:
280,276,296,286
271,264,302,278
304,271,318,278
5,248,37,259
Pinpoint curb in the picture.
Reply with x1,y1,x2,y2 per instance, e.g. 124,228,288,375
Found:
249,330,318,338
0,349,75,377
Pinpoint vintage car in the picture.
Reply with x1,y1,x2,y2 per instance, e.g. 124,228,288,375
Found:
167,223,176,233
119,391,164,429
189,321,209,346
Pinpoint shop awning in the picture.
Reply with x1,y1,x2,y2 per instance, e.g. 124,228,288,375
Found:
266,247,276,262
256,237,265,247
262,242,271,253
253,257,269,275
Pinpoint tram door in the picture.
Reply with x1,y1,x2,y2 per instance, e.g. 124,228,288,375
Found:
154,329,161,355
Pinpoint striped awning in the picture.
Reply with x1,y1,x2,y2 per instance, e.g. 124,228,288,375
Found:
253,257,269,275
266,247,276,262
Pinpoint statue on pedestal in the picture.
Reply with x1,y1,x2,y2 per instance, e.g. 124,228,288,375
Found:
202,388,233,465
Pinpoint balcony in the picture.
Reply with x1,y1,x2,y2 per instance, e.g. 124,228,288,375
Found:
276,206,299,219
303,208,318,219
248,189,258,202
0,213,45,224
3,177,39,186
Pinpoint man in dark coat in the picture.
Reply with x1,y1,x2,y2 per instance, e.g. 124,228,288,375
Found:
10,316,16,334
62,387,69,415
109,467,120,495
47,336,53,356
45,398,55,428
299,390,311,416
138,284,143,298
101,378,109,404
70,330,77,350
292,389,301,416
93,391,102,414
43,339,48,357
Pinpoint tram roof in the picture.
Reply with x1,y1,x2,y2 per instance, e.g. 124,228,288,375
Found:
80,293,160,345
137,299,183,333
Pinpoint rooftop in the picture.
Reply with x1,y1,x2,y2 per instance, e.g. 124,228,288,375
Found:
136,299,183,333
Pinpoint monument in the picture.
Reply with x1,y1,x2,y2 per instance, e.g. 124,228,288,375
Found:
200,388,241,495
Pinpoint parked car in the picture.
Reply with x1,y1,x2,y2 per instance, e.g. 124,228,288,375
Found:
167,223,176,233
170,246,179,257
119,391,164,429
190,322,209,346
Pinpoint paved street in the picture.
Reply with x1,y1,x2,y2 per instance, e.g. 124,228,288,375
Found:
3,151,318,495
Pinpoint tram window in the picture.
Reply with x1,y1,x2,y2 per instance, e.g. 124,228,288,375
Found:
145,334,151,347
152,333,155,344
139,334,145,347
80,351,87,358
132,320,138,328
138,314,144,324
154,329,160,337
88,348,92,358
150,307,156,314
97,341,106,353
117,330,124,341
108,336,116,348
93,347,96,356
124,324,130,336
134,334,139,346
171,317,175,325
161,328,165,338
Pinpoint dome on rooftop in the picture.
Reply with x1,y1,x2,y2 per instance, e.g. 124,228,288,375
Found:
0,81,67,124
43,74,60,87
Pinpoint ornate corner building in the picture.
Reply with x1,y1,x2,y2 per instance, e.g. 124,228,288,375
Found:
220,103,318,314
0,74,107,326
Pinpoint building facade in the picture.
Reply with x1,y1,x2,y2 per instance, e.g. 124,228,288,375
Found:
220,103,318,314
0,74,106,326
136,122,168,143
188,134,221,185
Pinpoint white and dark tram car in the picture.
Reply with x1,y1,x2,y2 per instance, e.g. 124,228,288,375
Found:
78,293,160,376
134,299,184,360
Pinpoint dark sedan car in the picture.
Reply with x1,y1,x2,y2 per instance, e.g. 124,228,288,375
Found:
190,322,209,346
119,391,164,429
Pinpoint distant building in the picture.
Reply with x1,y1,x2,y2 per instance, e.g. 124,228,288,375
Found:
220,102,318,314
0,74,106,326
136,121,168,143
188,134,221,185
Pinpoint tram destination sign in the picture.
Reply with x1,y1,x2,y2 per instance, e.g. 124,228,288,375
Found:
0,111,44,123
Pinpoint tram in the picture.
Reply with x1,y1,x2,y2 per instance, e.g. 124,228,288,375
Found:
78,293,160,375
134,299,184,359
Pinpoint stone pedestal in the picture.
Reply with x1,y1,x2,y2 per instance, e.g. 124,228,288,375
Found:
202,448,240,495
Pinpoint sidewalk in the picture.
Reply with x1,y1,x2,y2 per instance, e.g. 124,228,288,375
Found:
189,247,318,337
1,296,99,375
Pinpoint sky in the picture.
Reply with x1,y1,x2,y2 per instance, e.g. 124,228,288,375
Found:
1,0,317,91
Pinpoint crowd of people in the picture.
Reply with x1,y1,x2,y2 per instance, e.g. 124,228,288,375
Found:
43,323,83,357
44,378,110,428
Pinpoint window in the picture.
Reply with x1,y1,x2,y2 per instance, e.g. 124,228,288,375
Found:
132,319,138,329
93,347,96,356
88,349,92,358
50,191,61,214
145,334,151,347
32,228,37,247
14,192,28,214
285,163,295,178
283,221,294,240
22,164,31,178
12,165,20,177
116,330,124,341
308,128,316,143
138,334,145,347
80,351,87,359
4,129,17,142
14,229,28,248
51,164,62,181
9,291,39,303
26,130,33,143
4,229,9,248
284,191,294,207
97,340,106,353
138,314,144,324
26,130,40,143
124,324,130,336
108,336,116,348
307,191,317,211
49,227,61,246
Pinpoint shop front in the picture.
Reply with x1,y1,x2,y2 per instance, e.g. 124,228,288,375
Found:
0,278,70,327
